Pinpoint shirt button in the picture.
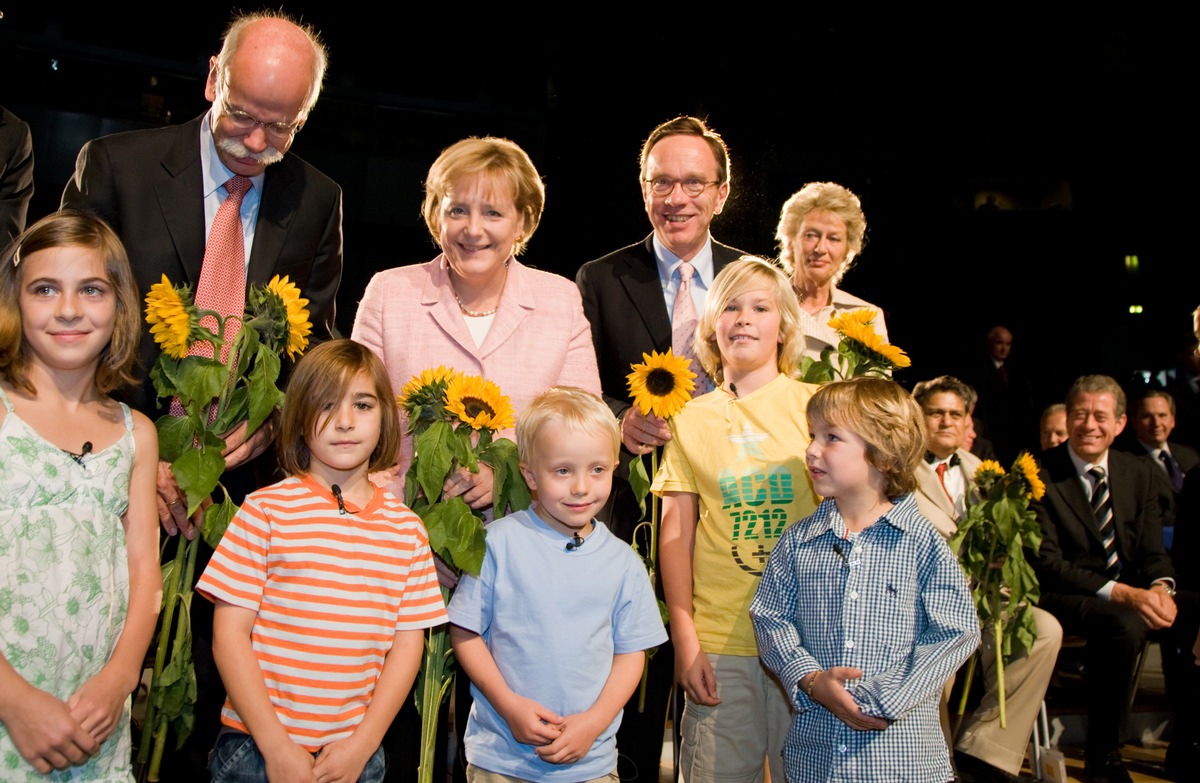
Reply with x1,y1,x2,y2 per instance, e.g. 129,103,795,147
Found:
845,640,854,649
849,590,859,600
838,744,848,753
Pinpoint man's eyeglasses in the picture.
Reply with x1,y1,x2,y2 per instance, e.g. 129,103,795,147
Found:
644,177,720,197
218,97,304,142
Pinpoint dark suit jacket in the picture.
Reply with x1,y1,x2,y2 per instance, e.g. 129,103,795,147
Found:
575,234,746,538
61,114,342,413
1,105,34,245
1032,443,1174,596
575,233,746,416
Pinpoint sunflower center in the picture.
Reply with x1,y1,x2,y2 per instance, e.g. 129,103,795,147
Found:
646,368,678,396
462,396,495,419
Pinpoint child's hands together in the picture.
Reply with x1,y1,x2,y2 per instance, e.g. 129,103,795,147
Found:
262,740,317,783
313,734,373,783
809,667,889,731
2,686,99,772
534,710,606,765
67,668,131,744
499,694,564,746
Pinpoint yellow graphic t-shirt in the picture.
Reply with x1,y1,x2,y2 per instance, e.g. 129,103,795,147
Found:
652,374,820,655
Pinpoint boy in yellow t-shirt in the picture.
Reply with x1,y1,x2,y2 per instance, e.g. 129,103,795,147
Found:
653,257,820,783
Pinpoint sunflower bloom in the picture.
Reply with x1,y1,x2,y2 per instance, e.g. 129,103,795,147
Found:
1013,452,1046,500
265,275,312,360
399,366,463,407
976,460,1007,481
445,375,515,431
828,308,878,334
626,350,697,419
830,310,912,370
145,275,197,360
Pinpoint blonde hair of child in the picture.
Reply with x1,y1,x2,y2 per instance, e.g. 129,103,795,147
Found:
693,256,805,385
517,386,619,467
806,377,927,498
277,339,401,476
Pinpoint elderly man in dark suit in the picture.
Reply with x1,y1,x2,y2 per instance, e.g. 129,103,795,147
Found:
575,116,747,781
61,11,341,538
1033,375,1199,783
60,13,341,779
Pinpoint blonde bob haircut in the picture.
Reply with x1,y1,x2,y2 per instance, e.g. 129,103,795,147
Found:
806,377,927,499
422,137,545,256
277,339,401,477
0,210,141,396
517,386,619,467
693,256,805,386
776,181,868,284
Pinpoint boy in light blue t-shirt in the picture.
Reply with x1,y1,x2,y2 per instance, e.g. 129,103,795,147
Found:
448,387,667,783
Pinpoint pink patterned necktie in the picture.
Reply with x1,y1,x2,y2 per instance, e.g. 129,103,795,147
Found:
170,176,251,420
671,261,708,396
192,176,251,362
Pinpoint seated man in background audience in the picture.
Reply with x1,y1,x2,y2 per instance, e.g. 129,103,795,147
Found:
1040,403,1069,452
1033,375,1200,783
914,376,1060,783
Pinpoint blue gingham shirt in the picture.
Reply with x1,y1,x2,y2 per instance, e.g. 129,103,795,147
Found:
750,495,979,783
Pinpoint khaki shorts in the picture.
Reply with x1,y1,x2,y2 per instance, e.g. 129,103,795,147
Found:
466,763,618,783
680,653,792,783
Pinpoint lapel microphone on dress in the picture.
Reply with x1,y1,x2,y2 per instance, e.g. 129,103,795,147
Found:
331,484,347,515
65,441,92,467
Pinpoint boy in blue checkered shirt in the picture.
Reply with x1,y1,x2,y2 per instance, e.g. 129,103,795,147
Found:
751,378,979,783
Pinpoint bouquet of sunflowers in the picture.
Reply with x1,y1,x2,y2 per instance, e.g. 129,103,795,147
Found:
138,273,311,780
799,308,910,382
949,453,1046,730
397,367,529,783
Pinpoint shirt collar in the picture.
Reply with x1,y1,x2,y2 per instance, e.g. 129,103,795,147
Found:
652,233,715,288
200,109,265,198
1067,444,1109,477
793,494,918,545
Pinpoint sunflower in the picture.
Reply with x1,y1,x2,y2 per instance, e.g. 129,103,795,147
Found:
626,350,697,419
265,275,312,360
445,375,515,431
1013,451,1046,500
830,310,912,370
399,366,463,407
828,308,878,334
145,275,198,360
976,460,1007,481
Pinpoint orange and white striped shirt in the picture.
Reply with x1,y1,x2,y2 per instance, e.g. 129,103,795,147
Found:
197,475,447,749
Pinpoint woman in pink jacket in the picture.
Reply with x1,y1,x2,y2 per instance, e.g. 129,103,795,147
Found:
352,136,601,511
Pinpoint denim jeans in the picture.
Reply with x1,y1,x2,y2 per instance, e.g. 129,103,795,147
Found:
209,731,387,783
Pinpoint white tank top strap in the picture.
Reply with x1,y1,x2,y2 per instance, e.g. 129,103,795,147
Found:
119,401,134,431
0,385,12,413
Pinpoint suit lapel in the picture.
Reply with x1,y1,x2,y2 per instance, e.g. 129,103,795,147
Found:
423,257,480,358
1048,447,1105,548
617,236,673,351
154,119,206,285
916,462,957,519
477,260,530,359
247,159,296,285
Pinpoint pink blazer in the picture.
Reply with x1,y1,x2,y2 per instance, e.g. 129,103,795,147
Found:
352,255,602,487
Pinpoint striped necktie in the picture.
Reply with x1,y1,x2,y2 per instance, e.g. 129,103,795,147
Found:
1088,466,1121,578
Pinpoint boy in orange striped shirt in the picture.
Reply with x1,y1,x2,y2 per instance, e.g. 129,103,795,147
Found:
197,340,447,783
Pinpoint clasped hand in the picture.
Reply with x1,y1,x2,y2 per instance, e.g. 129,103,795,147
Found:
808,667,889,732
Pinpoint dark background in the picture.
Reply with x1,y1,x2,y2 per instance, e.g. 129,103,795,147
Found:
3,7,1194,408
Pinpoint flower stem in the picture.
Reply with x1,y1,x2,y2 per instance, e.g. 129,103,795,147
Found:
418,587,454,783
137,534,188,766
994,618,1007,729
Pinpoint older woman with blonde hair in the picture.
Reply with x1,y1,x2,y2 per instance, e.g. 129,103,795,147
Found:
776,181,888,360
352,136,601,509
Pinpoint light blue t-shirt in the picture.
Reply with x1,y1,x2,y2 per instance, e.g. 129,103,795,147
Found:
447,508,667,781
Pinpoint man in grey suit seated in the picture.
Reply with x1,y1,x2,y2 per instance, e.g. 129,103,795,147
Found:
914,376,1061,783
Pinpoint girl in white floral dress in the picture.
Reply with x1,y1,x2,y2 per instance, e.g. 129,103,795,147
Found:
0,212,159,782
